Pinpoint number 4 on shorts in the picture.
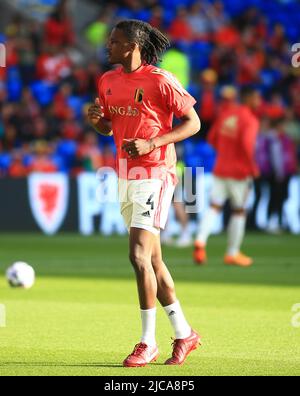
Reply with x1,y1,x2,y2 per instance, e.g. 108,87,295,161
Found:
146,194,155,210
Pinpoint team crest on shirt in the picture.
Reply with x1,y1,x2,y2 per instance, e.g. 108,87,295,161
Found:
134,88,144,104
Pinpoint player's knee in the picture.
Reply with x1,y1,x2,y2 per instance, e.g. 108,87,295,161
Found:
151,252,162,268
129,250,151,273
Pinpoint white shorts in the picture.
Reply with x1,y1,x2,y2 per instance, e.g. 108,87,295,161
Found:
119,175,175,236
211,176,252,209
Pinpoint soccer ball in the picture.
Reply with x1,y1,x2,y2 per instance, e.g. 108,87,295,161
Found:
6,262,35,289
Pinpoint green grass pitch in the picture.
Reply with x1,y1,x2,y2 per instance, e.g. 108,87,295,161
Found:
0,233,300,376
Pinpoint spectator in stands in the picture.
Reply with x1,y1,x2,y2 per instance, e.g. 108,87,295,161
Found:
44,0,75,48
207,0,229,33
249,117,273,229
266,118,298,233
237,45,265,86
53,83,73,120
18,37,37,85
198,69,219,138
210,45,237,84
187,1,211,42
214,21,240,49
36,45,72,84
149,6,164,31
20,88,40,120
102,144,116,170
168,7,193,42
29,141,58,173
290,76,300,118
284,109,300,161
77,132,104,172
263,92,286,120
9,151,28,178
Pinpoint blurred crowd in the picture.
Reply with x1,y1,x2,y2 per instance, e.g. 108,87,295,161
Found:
0,0,299,188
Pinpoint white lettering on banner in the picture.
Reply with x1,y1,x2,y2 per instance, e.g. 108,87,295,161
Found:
77,173,103,235
78,172,126,236
24,173,300,236
28,173,69,235
96,169,126,235
96,167,119,204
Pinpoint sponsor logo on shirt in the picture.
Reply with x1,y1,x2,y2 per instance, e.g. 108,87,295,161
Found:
108,105,139,117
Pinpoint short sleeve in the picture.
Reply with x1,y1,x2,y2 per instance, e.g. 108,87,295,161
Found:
97,75,111,120
158,71,197,118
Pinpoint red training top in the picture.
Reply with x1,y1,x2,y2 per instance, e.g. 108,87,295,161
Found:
208,103,260,180
98,64,196,184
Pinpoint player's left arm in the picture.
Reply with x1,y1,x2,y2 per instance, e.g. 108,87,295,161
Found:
122,108,201,158
152,107,201,148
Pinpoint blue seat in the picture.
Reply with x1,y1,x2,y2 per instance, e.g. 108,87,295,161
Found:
159,0,193,10
188,42,212,71
30,80,57,107
56,140,78,171
195,142,216,173
115,8,135,20
6,67,23,102
134,10,151,22
0,33,6,43
0,153,12,171
67,96,84,120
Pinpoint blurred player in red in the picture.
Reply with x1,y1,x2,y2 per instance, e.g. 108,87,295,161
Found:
194,86,261,267
87,20,201,367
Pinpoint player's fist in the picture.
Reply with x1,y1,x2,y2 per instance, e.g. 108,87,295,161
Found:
87,98,104,126
122,139,156,158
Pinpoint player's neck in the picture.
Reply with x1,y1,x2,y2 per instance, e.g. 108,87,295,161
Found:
122,56,143,74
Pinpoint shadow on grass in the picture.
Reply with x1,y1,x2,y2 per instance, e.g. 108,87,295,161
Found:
0,361,168,369
0,362,123,368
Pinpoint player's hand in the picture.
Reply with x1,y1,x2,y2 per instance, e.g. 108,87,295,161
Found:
87,98,104,127
122,139,156,159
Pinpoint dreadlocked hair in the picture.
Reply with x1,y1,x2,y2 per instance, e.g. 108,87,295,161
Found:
115,19,170,65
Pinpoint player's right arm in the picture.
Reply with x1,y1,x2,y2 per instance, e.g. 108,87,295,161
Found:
87,98,113,136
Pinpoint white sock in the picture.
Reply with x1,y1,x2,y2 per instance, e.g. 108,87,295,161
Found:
227,215,247,256
196,207,219,245
140,308,157,347
164,300,191,339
